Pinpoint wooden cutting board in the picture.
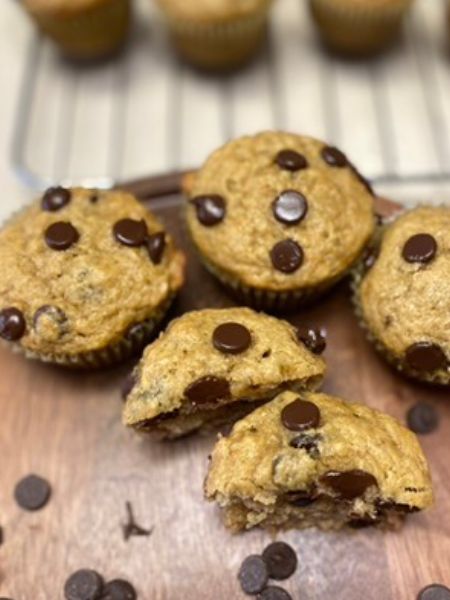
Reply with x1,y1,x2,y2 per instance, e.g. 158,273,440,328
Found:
0,180,449,600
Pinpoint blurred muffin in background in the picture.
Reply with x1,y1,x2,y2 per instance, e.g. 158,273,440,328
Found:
23,0,131,61
155,0,274,71
309,0,414,56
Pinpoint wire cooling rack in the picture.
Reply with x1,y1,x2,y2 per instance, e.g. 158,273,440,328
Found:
11,0,450,196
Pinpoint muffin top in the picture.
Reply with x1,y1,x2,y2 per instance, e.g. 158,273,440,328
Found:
155,0,272,22
357,206,450,382
206,390,433,511
123,307,326,428
185,131,375,292
0,187,185,358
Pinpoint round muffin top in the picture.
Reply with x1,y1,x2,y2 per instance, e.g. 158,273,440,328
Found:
0,187,185,357
155,0,272,22
357,206,450,381
186,131,375,292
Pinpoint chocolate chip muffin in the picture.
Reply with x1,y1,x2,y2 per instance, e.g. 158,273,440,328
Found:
122,307,326,439
353,206,450,385
205,390,433,532
0,187,185,367
184,131,376,311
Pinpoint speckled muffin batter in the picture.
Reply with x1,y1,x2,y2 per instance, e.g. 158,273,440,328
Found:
0,187,185,367
205,391,433,532
122,307,326,439
354,206,450,385
185,131,375,311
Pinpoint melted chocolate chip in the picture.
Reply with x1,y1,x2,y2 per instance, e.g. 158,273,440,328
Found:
0,308,26,341
184,376,231,406
272,190,308,225
289,433,321,458
14,474,51,511
296,326,326,355
113,219,147,247
102,580,137,600
417,584,450,600
257,586,292,600
238,555,269,595
402,234,437,264
407,402,439,435
64,569,104,600
320,470,378,500
405,342,447,372
191,195,226,226
212,322,251,355
275,150,308,172
262,542,297,580
281,398,321,432
321,146,348,167
146,232,166,264
270,240,304,273
285,490,316,507
45,222,79,251
41,186,71,212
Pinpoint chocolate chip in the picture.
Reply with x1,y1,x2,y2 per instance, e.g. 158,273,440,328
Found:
405,342,447,372
64,569,104,600
113,219,147,247
272,190,308,225
321,146,348,167
320,470,378,500
102,580,136,600
285,490,316,507
258,586,292,600
238,555,269,595
146,232,166,264
213,322,251,355
296,326,326,355
0,308,26,341
270,240,303,273
281,398,320,432
417,584,450,600
402,234,437,264
191,195,226,226
407,402,439,435
45,222,79,251
289,433,321,458
262,542,297,581
14,474,51,511
275,149,308,172
41,186,71,212
184,376,231,406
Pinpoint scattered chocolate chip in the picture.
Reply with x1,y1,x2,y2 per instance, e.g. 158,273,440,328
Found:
285,490,316,507
321,146,347,167
45,221,79,251
113,219,147,247
281,398,320,432
191,195,226,226
407,402,439,435
14,474,51,511
275,149,308,172
213,322,251,355
102,580,136,600
272,190,308,225
64,569,104,600
405,342,447,372
258,586,293,600
122,501,153,541
146,232,166,264
0,308,26,341
289,433,321,458
184,376,231,406
238,555,269,595
262,542,297,581
417,584,450,600
270,240,303,273
320,470,378,500
121,373,137,401
402,234,437,264
296,326,326,355
41,186,71,212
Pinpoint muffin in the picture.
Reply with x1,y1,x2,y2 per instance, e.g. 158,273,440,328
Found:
185,131,376,311
0,187,185,367
353,205,450,385
122,307,326,439
155,0,273,71
309,0,414,56
22,0,131,60
205,390,433,532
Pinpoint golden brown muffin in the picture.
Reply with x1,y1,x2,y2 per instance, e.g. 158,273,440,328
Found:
22,0,130,60
155,0,273,70
0,187,185,367
185,131,376,311
122,307,326,439
206,391,433,532
353,205,450,385
309,0,414,56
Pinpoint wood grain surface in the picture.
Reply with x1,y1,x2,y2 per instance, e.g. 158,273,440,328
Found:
0,192,449,600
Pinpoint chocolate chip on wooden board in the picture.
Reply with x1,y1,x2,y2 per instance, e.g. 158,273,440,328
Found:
238,555,269,595
407,402,439,435
262,542,297,581
417,584,450,600
64,569,104,600
102,579,137,600
14,474,51,511
257,587,293,600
